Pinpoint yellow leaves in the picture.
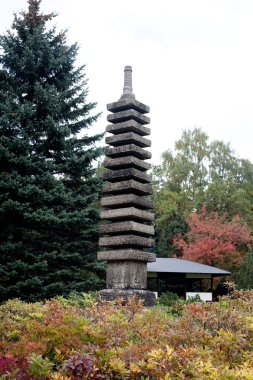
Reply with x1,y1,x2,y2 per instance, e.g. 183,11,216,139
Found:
189,359,218,379
50,374,71,380
107,345,173,378
109,358,129,376
148,345,173,360
236,370,253,379
129,362,142,374
166,345,173,357
149,347,165,360
233,371,253,380
1,294,253,379
146,346,174,371
28,312,44,320
106,311,128,326
163,373,172,380
137,359,147,370
54,348,66,363
6,329,20,340
246,316,253,330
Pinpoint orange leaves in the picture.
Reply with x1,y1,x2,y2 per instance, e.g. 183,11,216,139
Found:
1,293,253,378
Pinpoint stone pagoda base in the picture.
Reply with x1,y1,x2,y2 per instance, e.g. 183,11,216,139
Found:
98,288,156,307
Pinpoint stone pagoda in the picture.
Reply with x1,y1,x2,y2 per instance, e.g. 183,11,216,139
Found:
98,66,156,307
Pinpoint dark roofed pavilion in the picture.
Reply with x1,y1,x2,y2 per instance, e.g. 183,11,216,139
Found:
147,258,231,301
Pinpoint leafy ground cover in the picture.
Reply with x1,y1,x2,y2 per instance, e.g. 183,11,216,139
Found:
0,289,253,379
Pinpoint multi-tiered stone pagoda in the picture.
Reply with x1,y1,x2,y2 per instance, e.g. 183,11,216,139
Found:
98,66,156,307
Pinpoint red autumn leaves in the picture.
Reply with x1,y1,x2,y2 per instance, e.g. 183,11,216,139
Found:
174,211,252,269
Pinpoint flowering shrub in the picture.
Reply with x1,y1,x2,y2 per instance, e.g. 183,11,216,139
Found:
0,290,253,379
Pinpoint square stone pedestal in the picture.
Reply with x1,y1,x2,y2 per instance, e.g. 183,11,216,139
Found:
98,288,156,307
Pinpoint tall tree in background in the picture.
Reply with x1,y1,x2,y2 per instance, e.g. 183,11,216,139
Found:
0,0,104,301
152,127,253,258
152,187,189,257
153,128,209,198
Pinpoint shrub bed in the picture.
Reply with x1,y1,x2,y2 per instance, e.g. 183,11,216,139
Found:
0,290,253,379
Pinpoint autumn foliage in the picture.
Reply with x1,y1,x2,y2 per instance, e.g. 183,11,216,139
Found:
174,211,252,270
0,292,253,379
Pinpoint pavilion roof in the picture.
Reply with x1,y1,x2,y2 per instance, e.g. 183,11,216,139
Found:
147,258,231,276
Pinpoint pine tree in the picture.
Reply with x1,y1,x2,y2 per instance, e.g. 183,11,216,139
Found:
0,0,104,301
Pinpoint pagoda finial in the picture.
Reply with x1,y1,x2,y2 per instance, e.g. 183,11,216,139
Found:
121,65,135,99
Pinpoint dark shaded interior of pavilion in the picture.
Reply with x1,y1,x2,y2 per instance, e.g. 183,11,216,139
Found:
147,273,214,297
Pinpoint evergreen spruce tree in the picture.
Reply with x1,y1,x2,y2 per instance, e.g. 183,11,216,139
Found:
0,0,104,301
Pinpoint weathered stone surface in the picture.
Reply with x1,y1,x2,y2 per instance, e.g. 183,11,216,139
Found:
120,65,135,99
104,156,151,171
103,168,151,184
105,132,151,148
106,261,147,289
106,120,150,136
98,249,156,262
100,221,154,236
107,98,150,114
100,207,154,222
106,144,151,160
99,235,154,248
101,194,154,209
98,289,156,307
107,109,150,125
102,180,152,196
119,66,135,99
98,66,156,307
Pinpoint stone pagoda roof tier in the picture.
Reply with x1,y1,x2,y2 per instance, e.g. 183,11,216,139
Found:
103,168,151,183
100,221,154,236
105,144,151,160
104,156,151,171
102,179,153,196
106,121,151,136
107,109,150,125
98,249,156,262
101,194,154,209
105,132,151,148
100,207,154,222
99,235,154,249
107,98,150,114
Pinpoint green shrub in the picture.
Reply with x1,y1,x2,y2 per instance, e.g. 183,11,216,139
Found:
158,291,182,307
158,291,203,315
55,291,97,309
28,353,54,378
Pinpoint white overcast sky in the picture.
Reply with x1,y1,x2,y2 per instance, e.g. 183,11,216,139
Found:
1,0,253,164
